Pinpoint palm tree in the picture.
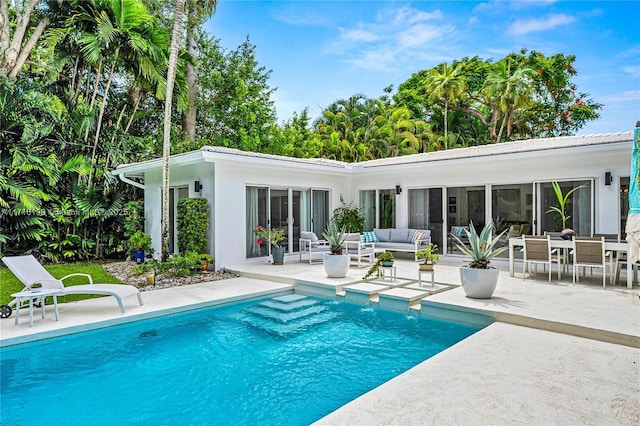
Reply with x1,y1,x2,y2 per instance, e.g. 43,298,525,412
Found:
162,0,186,261
424,62,466,149
484,61,536,143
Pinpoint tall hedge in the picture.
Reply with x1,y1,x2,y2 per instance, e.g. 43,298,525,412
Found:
177,198,209,254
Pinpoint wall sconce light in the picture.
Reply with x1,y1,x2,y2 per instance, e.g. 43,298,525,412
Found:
604,172,612,186
395,185,402,195
194,180,203,192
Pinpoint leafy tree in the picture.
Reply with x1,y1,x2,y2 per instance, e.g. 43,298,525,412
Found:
182,0,217,141
394,50,601,144
193,34,277,153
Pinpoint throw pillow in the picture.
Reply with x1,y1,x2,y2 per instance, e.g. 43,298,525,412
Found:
364,231,379,243
453,226,466,237
360,234,367,249
411,231,424,244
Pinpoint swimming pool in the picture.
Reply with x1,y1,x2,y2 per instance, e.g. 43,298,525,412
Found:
1,293,482,425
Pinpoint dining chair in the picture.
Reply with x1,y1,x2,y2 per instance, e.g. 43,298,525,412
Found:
522,235,562,282
544,231,570,273
613,252,639,285
572,236,610,288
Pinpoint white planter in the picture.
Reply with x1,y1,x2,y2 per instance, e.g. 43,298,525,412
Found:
459,266,499,299
323,254,350,278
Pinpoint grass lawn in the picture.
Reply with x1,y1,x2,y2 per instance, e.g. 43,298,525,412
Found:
0,263,123,306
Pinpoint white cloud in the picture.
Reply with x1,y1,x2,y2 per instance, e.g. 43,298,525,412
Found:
623,65,640,77
507,14,576,35
341,28,380,43
347,49,397,72
330,5,452,72
602,90,640,103
397,24,448,50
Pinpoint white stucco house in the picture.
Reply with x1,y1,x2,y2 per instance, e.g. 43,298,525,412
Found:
112,131,634,269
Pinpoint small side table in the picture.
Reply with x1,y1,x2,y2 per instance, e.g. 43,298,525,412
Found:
380,266,397,281
418,269,435,287
11,289,61,327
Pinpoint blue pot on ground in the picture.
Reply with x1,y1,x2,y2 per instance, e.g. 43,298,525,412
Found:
272,246,286,265
134,250,145,264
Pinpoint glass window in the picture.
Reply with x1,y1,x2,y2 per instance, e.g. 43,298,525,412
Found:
408,188,443,250
246,186,268,258
491,183,533,234
539,180,592,236
447,186,485,254
359,190,376,231
621,177,630,235
379,189,396,228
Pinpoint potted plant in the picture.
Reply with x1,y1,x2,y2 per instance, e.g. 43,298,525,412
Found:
30,282,42,292
363,252,395,279
129,231,152,264
200,254,214,272
321,221,349,278
452,222,508,299
253,225,286,265
416,243,440,271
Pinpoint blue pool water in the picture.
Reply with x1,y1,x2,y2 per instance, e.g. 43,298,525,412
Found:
1,294,482,425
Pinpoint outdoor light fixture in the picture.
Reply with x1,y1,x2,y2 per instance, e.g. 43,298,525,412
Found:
194,180,203,192
395,185,402,195
604,172,612,186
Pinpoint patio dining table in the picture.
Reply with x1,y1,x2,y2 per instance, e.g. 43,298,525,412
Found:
508,237,632,289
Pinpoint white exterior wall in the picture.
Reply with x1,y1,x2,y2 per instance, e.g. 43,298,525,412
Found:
350,143,631,238
143,162,214,258
113,132,633,270
212,158,351,267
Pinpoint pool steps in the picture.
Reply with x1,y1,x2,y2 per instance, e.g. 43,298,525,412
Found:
241,294,338,336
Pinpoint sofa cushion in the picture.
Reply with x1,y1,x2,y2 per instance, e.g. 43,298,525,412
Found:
374,228,390,242
345,232,361,241
389,228,410,243
375,242,414,251
300,231,318,242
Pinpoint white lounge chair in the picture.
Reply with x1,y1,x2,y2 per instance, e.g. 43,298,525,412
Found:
2,255,143,316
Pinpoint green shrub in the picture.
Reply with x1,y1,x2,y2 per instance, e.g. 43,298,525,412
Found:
129,231,152,252
177,198,209,254
331,195,365,233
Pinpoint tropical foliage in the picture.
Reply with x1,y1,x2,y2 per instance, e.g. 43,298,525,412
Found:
0,0,603,261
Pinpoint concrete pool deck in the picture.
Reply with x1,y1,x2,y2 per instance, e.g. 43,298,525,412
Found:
1,256,639,424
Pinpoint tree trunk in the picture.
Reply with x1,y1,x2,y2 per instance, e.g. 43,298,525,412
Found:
162,0,186,261
1,0,49,80
88,56,118,185
443,99,448,149
182,28,198,141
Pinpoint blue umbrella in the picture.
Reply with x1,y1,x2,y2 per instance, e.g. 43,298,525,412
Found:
626,124,640,263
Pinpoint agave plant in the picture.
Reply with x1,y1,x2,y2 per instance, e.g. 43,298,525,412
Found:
452,222,509,269
322,221,347,255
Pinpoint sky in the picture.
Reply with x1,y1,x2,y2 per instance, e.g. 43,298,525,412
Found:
205,0,640,135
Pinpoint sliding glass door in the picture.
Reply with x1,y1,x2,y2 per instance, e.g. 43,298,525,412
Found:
246,186,329,258
538,180,592,236
359,189,396,230
408,188,443,250
246,186,269,258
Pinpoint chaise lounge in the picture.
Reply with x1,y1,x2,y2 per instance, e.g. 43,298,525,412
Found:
2,255,144,315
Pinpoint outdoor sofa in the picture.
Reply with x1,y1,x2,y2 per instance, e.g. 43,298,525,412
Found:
367,228,432,261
